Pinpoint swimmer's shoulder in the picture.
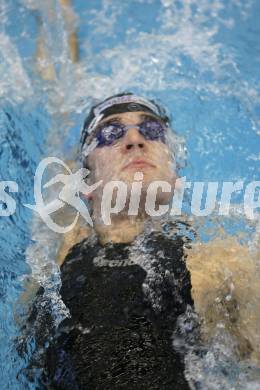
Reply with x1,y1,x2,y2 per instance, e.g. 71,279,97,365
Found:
59,228,104,278
57,224,93,266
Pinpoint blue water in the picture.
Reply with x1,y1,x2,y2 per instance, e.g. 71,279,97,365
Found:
0,0,259,388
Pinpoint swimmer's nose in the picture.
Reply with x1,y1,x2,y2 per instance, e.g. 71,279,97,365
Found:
123,127,146,151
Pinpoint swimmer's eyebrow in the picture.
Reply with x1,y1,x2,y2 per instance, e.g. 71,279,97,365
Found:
99,113,160,127
139,113,163,122
98,116,124,126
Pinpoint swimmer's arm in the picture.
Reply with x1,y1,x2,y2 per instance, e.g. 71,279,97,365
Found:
186,237,260,361
36,0,78,80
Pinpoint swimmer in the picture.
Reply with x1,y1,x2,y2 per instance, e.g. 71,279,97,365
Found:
26,93,260,389
30,92,198,389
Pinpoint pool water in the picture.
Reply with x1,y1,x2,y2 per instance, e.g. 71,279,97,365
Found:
0,0,259,388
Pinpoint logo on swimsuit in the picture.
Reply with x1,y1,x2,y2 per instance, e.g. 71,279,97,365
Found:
93,257,136,268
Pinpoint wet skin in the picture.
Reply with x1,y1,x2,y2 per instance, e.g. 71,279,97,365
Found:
87,111,177,205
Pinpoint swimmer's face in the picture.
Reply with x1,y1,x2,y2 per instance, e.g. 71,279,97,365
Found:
87,111,176,202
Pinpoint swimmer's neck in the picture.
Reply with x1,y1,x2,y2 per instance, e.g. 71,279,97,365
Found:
93,213,147,245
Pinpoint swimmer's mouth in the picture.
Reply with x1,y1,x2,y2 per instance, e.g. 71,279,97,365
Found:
123,159,156,170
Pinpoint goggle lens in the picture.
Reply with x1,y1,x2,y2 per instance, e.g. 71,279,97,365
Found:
94,119,167,147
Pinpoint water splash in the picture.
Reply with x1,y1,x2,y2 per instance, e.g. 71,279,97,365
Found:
0,0,259,387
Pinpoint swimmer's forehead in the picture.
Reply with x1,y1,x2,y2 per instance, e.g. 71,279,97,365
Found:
97,111,166,127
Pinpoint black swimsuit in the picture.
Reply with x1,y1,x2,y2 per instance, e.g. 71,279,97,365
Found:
38,224,196,389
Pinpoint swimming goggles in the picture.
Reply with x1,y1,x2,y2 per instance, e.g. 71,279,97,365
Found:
85,118,167,152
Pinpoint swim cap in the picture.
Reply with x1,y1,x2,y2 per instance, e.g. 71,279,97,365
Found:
80,92,170,160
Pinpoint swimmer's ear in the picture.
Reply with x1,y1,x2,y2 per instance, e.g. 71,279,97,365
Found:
83,193,93,201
